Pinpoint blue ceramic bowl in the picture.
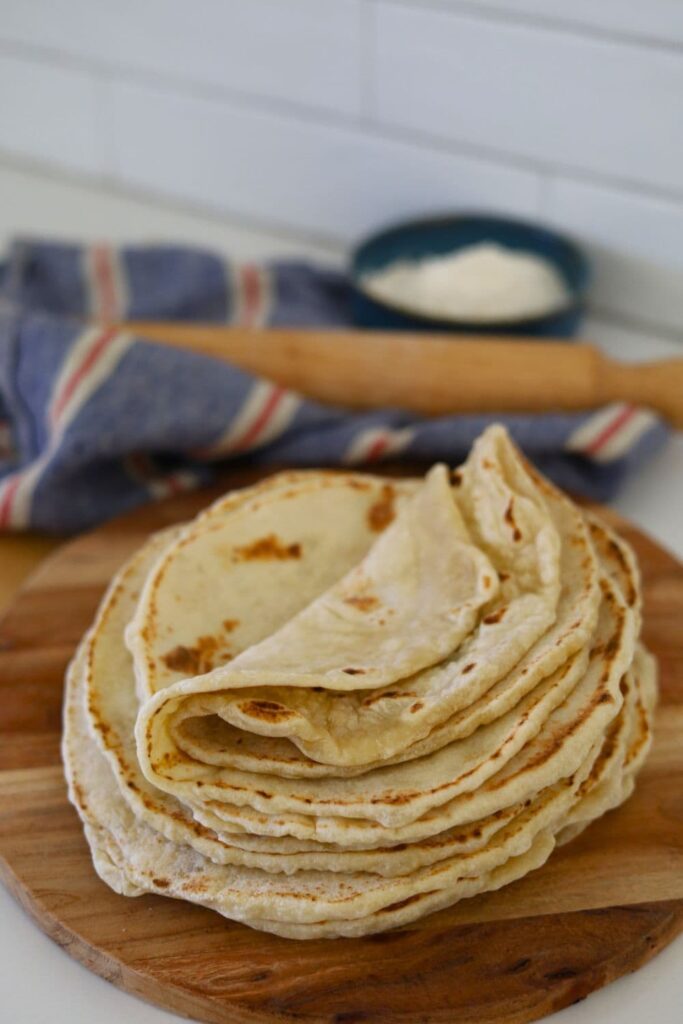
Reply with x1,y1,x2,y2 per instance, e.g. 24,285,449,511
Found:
351,213,590,337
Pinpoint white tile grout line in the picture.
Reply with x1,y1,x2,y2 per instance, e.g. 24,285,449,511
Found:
373,0,683,54
358,0,379,124
0,151,347,257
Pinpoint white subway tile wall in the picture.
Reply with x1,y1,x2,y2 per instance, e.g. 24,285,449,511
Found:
432,1,683,46
0,53,105,174
374,4,683,193
1,0,364,115
108,80,539,241
541,178,683,334
0,0,682,335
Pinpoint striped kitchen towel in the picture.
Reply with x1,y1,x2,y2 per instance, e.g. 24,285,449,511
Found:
0,239,668,534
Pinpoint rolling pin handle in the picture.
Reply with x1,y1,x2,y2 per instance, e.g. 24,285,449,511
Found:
597,356,683,429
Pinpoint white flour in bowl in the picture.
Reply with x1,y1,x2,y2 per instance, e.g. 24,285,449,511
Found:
361,242,570,322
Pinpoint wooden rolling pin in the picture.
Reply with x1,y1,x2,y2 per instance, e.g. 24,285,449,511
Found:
118,323,683,427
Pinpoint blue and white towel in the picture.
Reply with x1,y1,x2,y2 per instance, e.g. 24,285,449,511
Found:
0,239,668,534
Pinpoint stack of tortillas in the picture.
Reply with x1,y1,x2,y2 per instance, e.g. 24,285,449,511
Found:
63,425,657,938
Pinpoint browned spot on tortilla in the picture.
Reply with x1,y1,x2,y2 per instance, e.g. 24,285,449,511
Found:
483,575,493,589
521,457,555,497
451,469,463,486
344,594,380,612
153,877,170,888
580,713,622,791
232,534,302,561
504,498,523,542
603,633,621,659
210,781,247,792
462,662,476,674
373,790,421,806
223,618,240,632
367,484,397,532
240,700,294,723
255,790,273,799
626,698,650,767
483,606,507,625
379,892,431,914
159,750,189,770
348,479,371,491
483,458,494,469
161,644,201,674
410,701,424,713
499,571,510,582
161,633,229,675
343,668,366,675
363,689,404,705
183,879,209,895
71,781,87,809
606,537,637,606
493,669,622,789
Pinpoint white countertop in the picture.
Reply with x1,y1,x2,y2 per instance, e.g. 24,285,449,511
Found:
0,160,681,1023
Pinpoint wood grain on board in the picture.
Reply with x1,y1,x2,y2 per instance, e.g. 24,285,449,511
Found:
0,480,682,1024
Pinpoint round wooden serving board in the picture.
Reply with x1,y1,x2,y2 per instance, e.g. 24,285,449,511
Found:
0,479,682,1024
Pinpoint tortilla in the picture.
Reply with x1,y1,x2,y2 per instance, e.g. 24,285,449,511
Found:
64,425,656,938
65,634,653,937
